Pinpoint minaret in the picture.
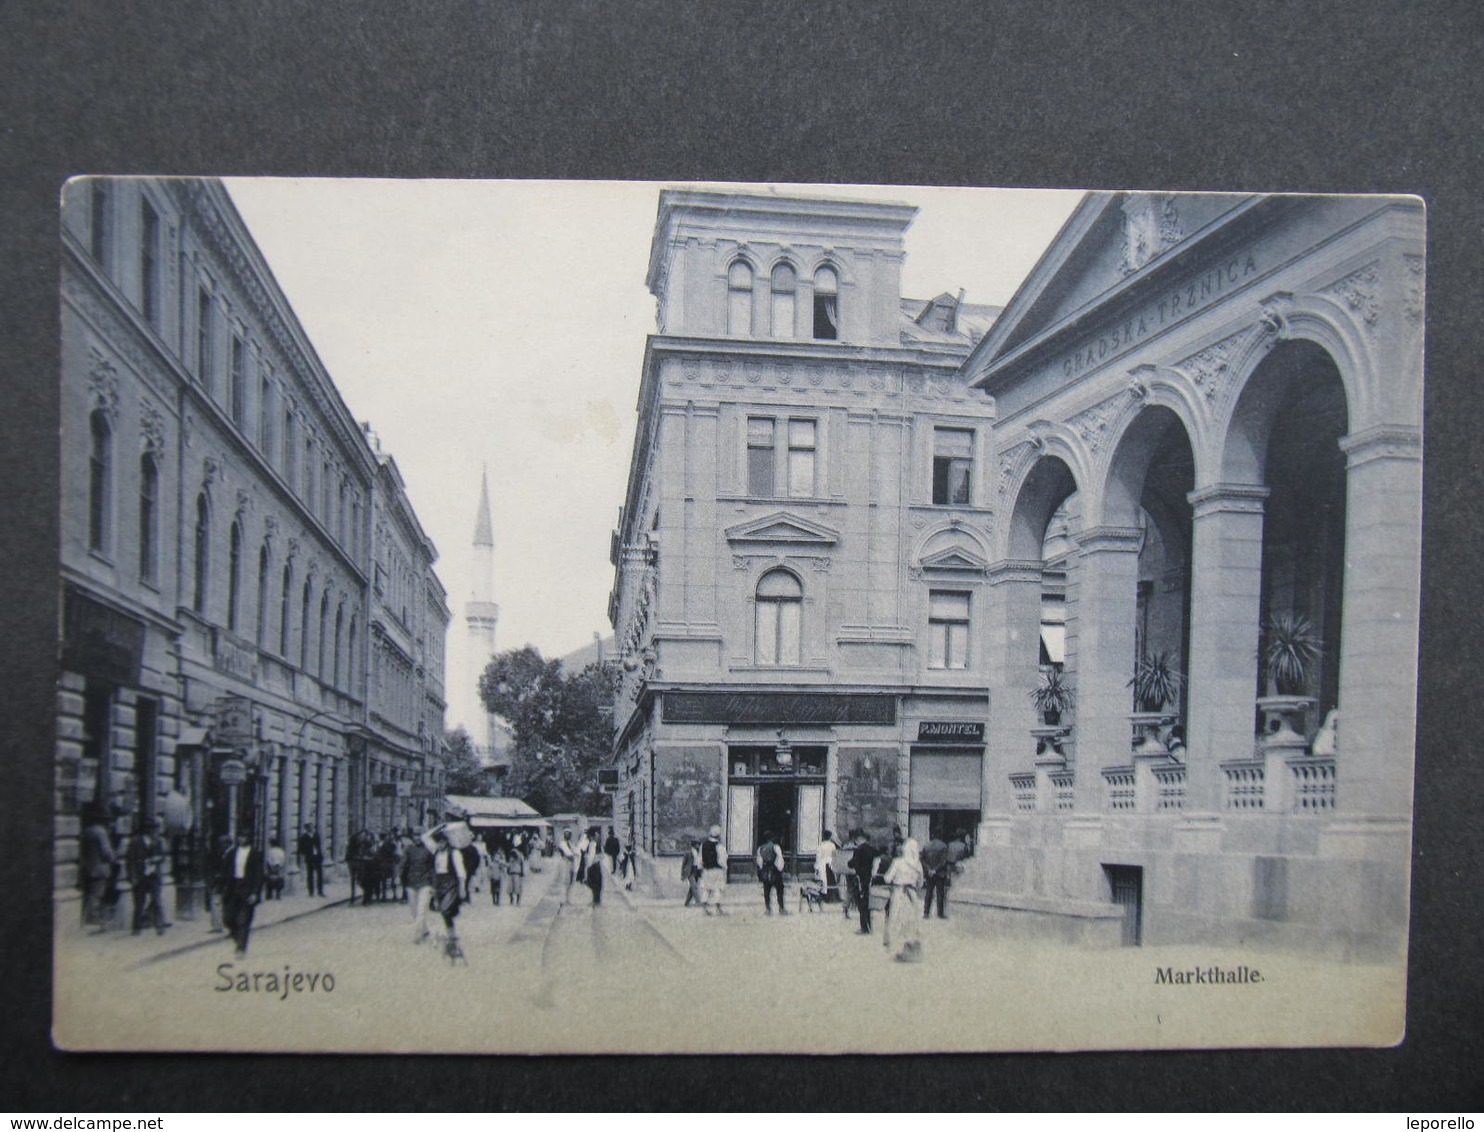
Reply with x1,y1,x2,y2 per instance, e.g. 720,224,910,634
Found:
465,467,500,765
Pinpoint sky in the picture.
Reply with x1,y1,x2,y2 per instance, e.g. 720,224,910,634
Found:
222,179,1081,734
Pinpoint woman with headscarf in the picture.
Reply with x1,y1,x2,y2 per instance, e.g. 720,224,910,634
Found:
882,837,925,962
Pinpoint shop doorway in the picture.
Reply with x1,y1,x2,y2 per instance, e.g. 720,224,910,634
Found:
1104,864,1144,946
756,782,796,856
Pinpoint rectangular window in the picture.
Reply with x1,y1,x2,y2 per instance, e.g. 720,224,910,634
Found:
230,335,246,425
747,417,776,497
787,419,817,497
928,590,971,670
259,373,274,451
140,198,160,327
932,427,974,505
90,183,110,269
283,411,297,489
196,288,213,387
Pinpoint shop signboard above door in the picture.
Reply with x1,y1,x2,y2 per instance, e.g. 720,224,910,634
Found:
663,691,895,725
917,721,984,742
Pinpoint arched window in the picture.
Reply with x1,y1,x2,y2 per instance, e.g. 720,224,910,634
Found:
88,411,112,554
813,265,839,340
755,569,803,666
300,579,313,669
727,260,754,336
333,606,344,687
278,563,293,655
227,521,243,632
256,545,270,646
770,263,796,339
347,615,358,689
318,592,330,678
137,452,158,581
192,493,210,614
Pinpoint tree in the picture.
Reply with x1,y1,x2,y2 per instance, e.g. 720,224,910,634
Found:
440,726,489,797
478,646,616,815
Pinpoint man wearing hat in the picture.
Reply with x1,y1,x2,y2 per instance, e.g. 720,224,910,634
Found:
125,818,170,935
699,824,728,915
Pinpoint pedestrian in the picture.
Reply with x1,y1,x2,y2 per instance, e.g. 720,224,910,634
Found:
207,833,232,933
604,828,621,875
557,831,577,905
79,803,117,931
921,831,951,919
699,824,728,916
755,830,788,915
815,829,838,901
621,843,636,891
883,837,925,962
263,836,287,900
430,830,467,960
379,831,402,902
459,839,481,902
849,829,878,935
682,839,703,906
297,823,324,897
401,828,436,944
582,827,605,906
488,842,506,906
221,831,264,957
125,818,170,935
505,842,525,905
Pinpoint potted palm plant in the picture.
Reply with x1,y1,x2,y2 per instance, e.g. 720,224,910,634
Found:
1029,667,1075,758
1128,650,1184,755
1257,611,1322,748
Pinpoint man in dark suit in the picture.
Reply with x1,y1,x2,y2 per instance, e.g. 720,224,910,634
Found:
297,823,324,897
221,831,264,957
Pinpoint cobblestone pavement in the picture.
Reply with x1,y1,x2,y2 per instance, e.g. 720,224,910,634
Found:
53,860,1404,1054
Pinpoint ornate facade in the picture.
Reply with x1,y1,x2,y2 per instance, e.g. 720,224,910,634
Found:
57,178,448,925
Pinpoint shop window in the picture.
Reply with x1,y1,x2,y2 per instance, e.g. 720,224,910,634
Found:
88,410,112,554
813,265,839,339
227,521,242,632
727,259,753,336
928,590,970,670
932,427,974,505
140,198,160,327
770,262,796,339
755,568,803,666
192,493,210,614
137,452,158,581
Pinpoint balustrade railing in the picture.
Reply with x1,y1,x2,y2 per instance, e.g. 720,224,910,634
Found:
1103,766,1136,812
1009,772,1036,813
1151,762,1186,811
1291,756,1336,812
1223,759,1265,810
1050,769,1075,812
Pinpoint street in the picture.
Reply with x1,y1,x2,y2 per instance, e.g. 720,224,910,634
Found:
53,861,1404,1054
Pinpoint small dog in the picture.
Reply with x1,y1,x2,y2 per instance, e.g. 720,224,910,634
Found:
798,884,829,913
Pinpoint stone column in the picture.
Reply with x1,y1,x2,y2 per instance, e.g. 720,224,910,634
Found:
1068,527,1143,812
1184,484,1269,812
1332,426,1422,821
983,560,1046,818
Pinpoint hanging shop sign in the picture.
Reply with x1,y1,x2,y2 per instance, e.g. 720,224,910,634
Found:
371,781,412,798
214,696,254,750
218,760,248,787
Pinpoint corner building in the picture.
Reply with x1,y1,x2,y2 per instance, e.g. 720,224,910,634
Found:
57,178,448,924
608,190,999,878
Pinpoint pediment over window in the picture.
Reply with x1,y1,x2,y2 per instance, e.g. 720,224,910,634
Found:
919,546,989,573
725,511,839,546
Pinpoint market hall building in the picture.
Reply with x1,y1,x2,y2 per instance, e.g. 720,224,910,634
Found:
606,189,1001,881
607,188,1423,957
57,178,449,926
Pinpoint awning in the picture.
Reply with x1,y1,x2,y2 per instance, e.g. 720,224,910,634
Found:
1040,624,1066,665
467,815,552,830
175,727,211,748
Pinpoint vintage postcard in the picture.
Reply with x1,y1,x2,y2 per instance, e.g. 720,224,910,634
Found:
53,179,1421,1053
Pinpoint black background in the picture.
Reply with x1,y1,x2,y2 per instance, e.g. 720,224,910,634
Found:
2,0,1480,1112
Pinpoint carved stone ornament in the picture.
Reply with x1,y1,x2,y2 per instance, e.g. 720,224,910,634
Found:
139,398,166,453
202,456,221,488
264,515,279,540
287,537,300,560
1323,262,1382,331
1404,255,1424,324
1119,195,1183,277
87,348,120,418
236,488,253,520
